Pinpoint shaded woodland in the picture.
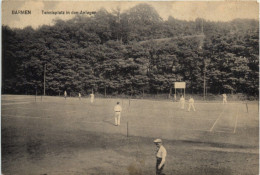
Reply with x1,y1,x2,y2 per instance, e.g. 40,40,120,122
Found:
2,4,259,97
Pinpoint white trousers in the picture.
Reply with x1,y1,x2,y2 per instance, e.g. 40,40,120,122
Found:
223,99,227,104
188,103,196,111
115,112,121,125
91,98,94,103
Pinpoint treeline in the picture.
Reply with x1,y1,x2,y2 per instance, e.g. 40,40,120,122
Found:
2,4,259,96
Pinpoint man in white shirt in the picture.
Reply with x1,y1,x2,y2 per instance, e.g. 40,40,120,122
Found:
154,139,167,175
223,93,227,104
180,95,185,109
64,90,67,100
90,93,94,103
188,96,196,112
114,102,122,126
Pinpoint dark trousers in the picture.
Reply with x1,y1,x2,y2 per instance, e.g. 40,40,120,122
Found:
156,158,165,175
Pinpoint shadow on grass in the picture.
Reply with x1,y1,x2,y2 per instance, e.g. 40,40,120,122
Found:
103,118,115,126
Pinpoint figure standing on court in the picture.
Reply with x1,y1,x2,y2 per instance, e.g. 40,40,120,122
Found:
79,93,81,100
90,92,94,103
188,96,196,112
180,95,185,109
154,139,167,175
64,90,67,100
114,102,122,126
222,93,227,104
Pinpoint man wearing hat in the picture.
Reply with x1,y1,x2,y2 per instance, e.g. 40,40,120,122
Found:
154,139,167,175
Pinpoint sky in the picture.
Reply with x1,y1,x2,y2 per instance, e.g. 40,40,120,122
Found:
2,1,259,29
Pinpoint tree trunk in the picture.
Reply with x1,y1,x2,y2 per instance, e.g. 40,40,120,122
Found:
105,86,107,97
131,86,133,98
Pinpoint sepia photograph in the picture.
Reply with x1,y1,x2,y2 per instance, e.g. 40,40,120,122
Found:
1,1,259,174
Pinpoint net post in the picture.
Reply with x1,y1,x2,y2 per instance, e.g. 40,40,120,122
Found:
246,103,248,113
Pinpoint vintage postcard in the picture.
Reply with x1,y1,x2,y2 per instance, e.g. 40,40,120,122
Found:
1,1,259,174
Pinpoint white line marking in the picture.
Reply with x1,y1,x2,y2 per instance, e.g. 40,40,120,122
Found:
193,146,258,154
1,96,34,100
17,107,52,111
129,98,244,105
171,116,216,120
81,120,209,132
12,107,77,114
2,114,51,119
2,102,30,105
2,108,18,111
214,130,233,133
128,124,209,132
209,109,225,132
233,106,239,133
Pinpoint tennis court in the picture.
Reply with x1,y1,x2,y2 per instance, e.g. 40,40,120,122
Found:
2,95,259,175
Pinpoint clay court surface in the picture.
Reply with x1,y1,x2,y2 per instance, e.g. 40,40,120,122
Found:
1,95,259,175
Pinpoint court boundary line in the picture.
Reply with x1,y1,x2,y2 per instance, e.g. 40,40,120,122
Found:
170,116,217,121
127,114,218,121
1,114,239,134
2,108,19,111
126,124,210,132
214,130,233,133
193,146,259,154
1,114,238,134
7,106,78,114
129,98,244,105
209,108,225,132
2,102,31,106
81,120,239,134
2,114,51,119
80,120,211,132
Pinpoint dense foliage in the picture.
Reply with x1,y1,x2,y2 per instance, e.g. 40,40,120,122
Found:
2,4,259,96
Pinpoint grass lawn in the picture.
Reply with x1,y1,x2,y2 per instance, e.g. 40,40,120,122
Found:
2,95,259,175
